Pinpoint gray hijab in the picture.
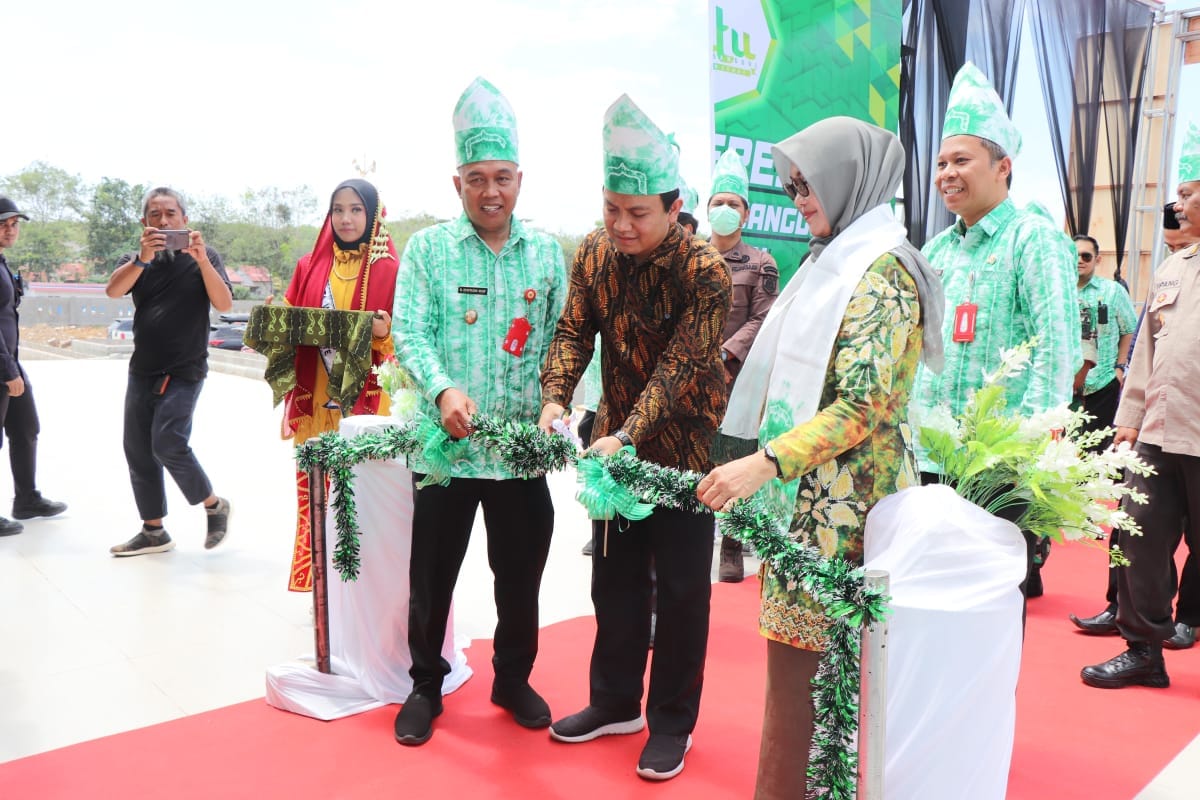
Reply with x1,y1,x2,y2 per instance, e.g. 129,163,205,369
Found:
771,117,945,371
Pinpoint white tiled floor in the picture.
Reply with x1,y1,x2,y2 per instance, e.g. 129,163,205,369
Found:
1,352,1197,798
0,354,616,764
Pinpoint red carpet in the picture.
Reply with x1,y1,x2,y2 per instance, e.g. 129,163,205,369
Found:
3,547,1199,799
1009,541,1200,799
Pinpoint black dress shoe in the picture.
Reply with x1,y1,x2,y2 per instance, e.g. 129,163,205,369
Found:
1081,642,1169,689
1163,622,1196,651
490,682,551,728
1025,566,1044,598
394,692,443,746
12,493,67,520
0,516,23,537
1069,608,1119,635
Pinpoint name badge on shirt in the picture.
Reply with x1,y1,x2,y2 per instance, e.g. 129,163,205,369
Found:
458,286,488,295
1149,286,1179,312
503,317,532,356
953,302,978,342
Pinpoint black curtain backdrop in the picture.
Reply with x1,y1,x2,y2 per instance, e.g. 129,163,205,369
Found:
1102,0,1154,273
1029,0,1154,265
1030,0,1109,238
900,0,1027,248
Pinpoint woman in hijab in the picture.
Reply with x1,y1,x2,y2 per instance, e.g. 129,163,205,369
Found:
696,117,944,798
279,178,400,592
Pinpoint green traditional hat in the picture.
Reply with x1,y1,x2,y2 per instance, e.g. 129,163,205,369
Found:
678,176,699,213
710,147,749,201
942,62,1021,158
453,77,519,167
1179,122,1200,183
602,95,679,196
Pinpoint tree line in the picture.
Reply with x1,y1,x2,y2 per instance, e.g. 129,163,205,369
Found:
1,162,585,299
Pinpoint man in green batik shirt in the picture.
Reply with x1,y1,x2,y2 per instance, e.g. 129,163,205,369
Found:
1071,234,1136,452
392,77,566,747
909,63,1082,601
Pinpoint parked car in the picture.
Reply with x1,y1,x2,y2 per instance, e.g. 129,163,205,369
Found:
108,318,134,340
208,324,245,351
218,312,250,325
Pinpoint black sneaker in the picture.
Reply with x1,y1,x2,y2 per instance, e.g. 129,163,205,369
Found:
549,705,644,743
205,497,231,550
110,528,175,557
0,516,23,537
394,692,443,746
12,493,67,520
636,733,693,781
490,682,551,728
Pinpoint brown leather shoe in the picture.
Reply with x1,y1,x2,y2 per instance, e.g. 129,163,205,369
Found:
718,536,744,583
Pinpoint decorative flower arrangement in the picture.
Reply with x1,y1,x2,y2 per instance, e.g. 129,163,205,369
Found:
372,355,420,423
915,340,1154,565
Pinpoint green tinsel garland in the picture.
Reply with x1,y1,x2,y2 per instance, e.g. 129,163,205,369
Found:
295,411,887,800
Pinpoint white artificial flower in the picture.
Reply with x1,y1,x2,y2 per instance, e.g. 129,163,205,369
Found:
982,340,1035,384
1018,404,1076,442
1034,438,1082,475
917,404,962,444
1101,441,1157,476
391,389,420,423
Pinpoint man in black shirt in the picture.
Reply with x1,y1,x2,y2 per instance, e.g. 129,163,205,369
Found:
104,187,233,556
0,196,67,536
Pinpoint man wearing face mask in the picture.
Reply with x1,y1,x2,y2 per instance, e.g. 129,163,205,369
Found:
708,148,779,388
707,148,779,583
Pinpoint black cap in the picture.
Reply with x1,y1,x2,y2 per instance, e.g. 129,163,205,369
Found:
0,196,30,222
1163,202,1181,230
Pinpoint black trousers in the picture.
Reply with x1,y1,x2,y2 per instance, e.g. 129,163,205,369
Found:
1116,444,1200,643
587,506,713,735
1098,526,1200,626
123,373,213,520
407,475,554,695
0,368,40,503
1073,377,1121,453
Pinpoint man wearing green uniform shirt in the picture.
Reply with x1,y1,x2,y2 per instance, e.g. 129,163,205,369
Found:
1070,234,1136,451
392,77,567,746
909,63,1082,600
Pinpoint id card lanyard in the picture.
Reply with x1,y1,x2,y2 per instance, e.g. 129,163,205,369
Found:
952,271,978,343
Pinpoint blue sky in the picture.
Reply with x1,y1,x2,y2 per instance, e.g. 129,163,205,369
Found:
2,1,1191,235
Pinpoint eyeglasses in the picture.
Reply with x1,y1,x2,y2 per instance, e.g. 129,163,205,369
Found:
1077,252,1095,263
783,174,811,200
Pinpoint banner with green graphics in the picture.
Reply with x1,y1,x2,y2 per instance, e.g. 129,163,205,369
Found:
708,0,901,284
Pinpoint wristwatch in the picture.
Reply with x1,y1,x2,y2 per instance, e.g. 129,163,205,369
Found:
1116,363,1128,372
763,443,784,478
133,255,151,268
612,429,634,448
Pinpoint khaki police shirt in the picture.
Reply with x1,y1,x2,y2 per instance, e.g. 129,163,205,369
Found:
1115,243,1200,457
719,238,779,364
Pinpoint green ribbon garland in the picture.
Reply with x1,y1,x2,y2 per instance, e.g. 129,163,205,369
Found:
576,449,657,521
294,411,886,800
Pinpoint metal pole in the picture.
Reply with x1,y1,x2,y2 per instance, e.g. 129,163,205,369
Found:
857,569,890,800
308,451,332,675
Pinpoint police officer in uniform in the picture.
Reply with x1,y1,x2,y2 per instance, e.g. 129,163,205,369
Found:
706,148,779,582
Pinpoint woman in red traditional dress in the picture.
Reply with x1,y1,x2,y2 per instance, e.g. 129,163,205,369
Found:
279,179,399,591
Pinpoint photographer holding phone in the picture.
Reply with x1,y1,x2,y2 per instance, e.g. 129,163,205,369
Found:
104,186,234,556
0,196,68,537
